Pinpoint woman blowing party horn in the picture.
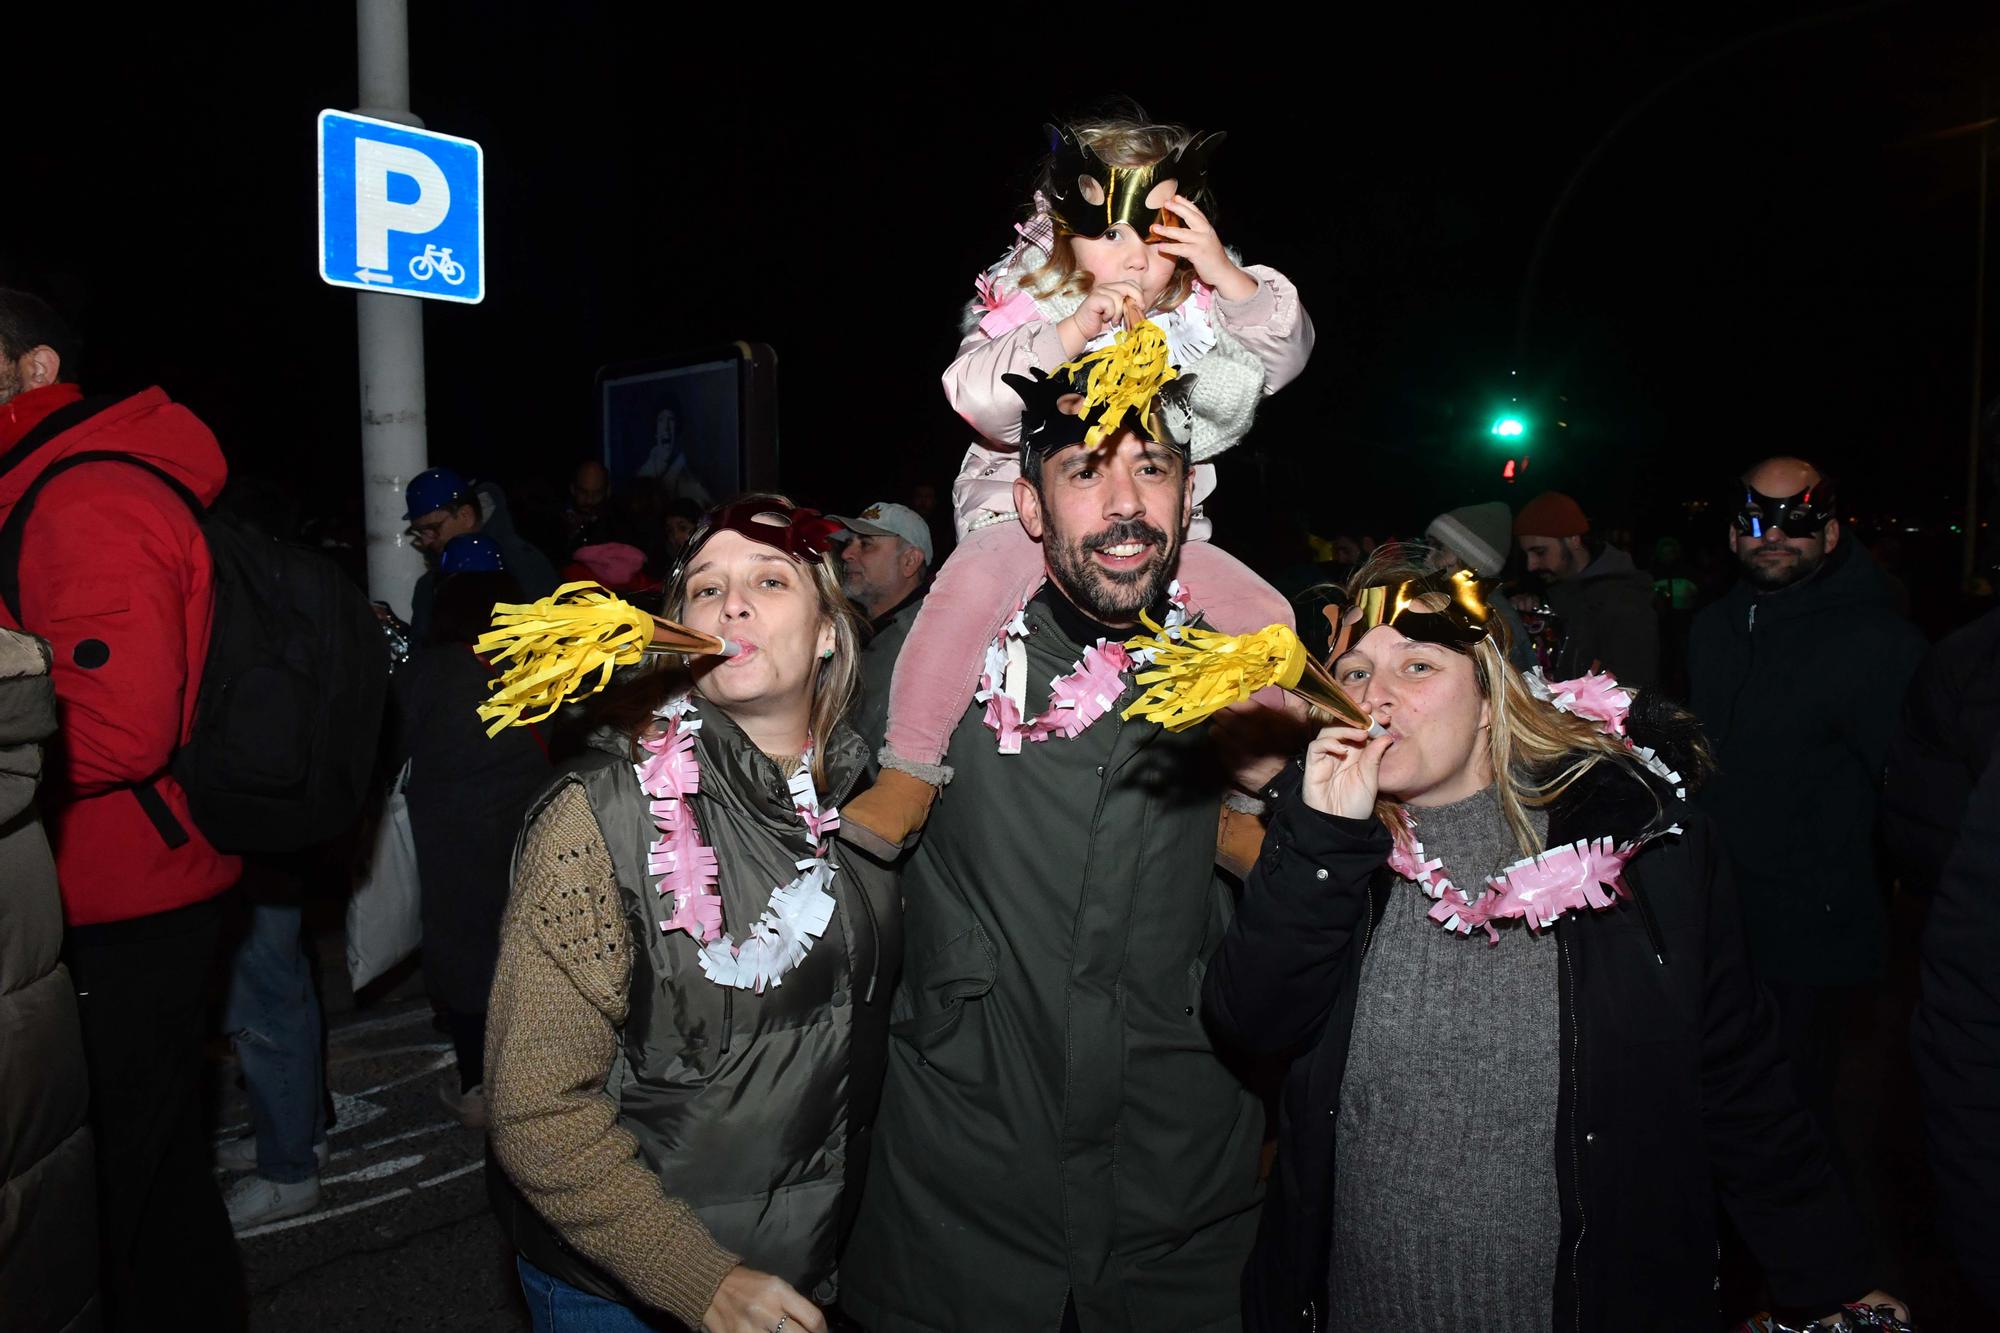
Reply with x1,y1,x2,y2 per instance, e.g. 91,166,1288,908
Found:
1200,550,1909,1333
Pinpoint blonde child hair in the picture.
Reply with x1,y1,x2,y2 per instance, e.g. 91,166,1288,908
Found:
1016,115,1208,314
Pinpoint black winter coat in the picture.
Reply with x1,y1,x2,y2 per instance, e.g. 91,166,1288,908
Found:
1204,756,1874,1333
1545,546,1661,691
1687,541,1926,985
1894,609,2000,1314
398,643,552,1013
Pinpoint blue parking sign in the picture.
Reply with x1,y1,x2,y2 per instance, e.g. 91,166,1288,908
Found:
318,110,484,304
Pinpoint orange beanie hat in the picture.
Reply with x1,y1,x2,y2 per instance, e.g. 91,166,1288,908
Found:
1513,491,1590,539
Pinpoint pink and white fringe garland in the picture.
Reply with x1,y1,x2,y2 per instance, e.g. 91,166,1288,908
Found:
977,582,1194,753
634,697,839,992
1388,667,1684,942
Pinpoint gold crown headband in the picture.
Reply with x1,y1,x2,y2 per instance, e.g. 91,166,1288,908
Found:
1327,568,1500,664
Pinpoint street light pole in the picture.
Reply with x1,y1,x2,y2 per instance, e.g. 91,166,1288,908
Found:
355,0,427,619
1964,85,1990,588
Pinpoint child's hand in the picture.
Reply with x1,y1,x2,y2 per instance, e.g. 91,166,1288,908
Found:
1151,195,1259,302
1058,280,1146,356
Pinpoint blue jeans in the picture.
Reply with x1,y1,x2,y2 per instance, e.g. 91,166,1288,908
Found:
516,1257,685,1331
222,899,327,1183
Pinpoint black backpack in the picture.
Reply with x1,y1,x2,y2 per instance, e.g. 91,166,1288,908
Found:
0,397,389,854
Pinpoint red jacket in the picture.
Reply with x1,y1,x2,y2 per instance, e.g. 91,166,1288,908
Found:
0,383,239,925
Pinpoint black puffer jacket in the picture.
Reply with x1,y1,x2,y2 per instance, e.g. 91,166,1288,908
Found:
1205,747,1874,1333
1687,540,1926,985
0,628,99,1331
1894,609,2000,1314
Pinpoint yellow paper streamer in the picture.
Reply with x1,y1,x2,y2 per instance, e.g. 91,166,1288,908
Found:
474,582,658,736
1120,617,1369,733
1059,318,1179,448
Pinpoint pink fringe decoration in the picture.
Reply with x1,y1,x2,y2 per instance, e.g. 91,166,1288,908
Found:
1389,810,1661,945
634,702,841,990
979,584,1194,752
975,275,1043,339
1541,670,1632,737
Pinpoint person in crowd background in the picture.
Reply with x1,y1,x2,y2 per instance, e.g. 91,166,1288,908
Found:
0,286,245,1329
1688,456,1926,1157
833,502,933,758
403,466,559,639
0,625,100,1332
216,857,330,1226
399,533,552,1130
1512,490,1661,689
1891,606,2000,1316
1423,499,1537,671
562,459,618,555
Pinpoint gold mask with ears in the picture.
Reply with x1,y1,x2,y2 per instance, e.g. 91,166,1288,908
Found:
1326,568,1501,664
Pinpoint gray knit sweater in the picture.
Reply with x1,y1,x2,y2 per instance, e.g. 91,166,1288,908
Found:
1330,785,1561,1332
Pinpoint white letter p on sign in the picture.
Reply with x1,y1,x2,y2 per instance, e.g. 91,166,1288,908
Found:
354,139,450,272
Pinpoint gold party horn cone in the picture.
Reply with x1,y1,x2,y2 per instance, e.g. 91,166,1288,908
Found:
1121,618,1371,733
475,581,736,736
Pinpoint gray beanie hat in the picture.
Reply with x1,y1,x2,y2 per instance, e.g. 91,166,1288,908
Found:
1425,501,1513,577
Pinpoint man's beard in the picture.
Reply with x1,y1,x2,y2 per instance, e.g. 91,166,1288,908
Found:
1043,516,1179,625
0,360,20,408
1739,541,1825,591
839,567,874,605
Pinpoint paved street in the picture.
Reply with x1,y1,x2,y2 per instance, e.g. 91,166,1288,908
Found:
215,928,529,1332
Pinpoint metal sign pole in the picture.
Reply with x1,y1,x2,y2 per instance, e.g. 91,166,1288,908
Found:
355,0,426,619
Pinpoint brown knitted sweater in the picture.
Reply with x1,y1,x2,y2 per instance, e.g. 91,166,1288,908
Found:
485,783,741,1324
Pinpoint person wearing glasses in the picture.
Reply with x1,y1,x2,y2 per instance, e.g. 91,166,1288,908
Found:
1687,457,1926,1159
401,466,558,639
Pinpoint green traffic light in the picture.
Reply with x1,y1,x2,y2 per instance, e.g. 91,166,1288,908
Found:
1491,415,1527,439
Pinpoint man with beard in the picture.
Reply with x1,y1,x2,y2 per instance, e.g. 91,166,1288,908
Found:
1687,456,1925,1149
1511,491,1660,689
832,501,933,754
840,370,1276,1333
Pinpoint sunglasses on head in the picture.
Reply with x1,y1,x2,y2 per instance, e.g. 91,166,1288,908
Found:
671,499,843,581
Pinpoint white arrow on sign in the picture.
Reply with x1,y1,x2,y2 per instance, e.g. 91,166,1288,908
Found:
354,269,394,285
353,139,450,273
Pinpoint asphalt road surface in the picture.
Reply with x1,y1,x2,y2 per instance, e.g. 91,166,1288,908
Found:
216,991,530,1332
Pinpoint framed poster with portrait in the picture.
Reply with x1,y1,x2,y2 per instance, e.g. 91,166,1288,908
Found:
596,342,778,505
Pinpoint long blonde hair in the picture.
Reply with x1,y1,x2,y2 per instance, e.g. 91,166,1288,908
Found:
1021,116,1203,314
599,495,865,789
1340,550,1709,858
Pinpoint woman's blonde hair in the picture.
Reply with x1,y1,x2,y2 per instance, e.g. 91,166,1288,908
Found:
595,494,866,789
1338,549,1709,858
1021,116,1204,314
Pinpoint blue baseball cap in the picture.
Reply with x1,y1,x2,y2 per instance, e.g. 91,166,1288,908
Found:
439,533,506,575
404,467,473,521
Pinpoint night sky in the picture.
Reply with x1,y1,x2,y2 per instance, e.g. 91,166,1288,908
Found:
12,5,1998,589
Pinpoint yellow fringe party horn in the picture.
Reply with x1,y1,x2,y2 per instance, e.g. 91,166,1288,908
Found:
1121,618,1372,733
1058,312,1179,449
475,581,739,736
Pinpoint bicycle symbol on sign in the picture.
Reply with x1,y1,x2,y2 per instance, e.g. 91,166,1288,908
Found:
408,245,467,286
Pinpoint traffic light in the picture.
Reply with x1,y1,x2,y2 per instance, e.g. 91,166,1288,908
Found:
1491,370,1530,442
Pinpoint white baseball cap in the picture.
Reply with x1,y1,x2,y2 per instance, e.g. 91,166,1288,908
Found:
831,502,934,566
